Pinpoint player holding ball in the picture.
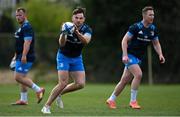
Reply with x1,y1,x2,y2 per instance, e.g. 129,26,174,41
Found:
41,7,92,114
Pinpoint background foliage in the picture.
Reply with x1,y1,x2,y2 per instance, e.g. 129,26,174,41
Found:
24,0,72,32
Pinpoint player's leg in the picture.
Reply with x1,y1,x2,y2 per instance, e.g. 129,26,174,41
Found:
15,72,45,104
42,52,69,113
60,55,85,95
46,71,69,106
11,84,28,105
14,61,45,104
14,72,34,88
106,67,133,109
56,71,85,109
55,71,85,109
128,64,142,109
61,71,85,95
20,84,28,102
113,67,133,97
56,55,85,109
41,71,69,114
56,94,64,108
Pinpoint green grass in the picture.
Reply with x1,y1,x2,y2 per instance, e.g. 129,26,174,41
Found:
0,83,180,116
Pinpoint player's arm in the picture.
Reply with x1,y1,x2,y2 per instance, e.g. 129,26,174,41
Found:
22,39,31,63
74,26,91,44
121,32,132,63
59,33,67,47
152,39,165,63
20,25,34,64
22,27,33,64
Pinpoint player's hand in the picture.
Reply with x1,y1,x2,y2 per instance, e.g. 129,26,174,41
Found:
122,55,129,64
159,54,165,64
74,24,80,35
61,22,69,35
21,55,27,64
61,22,75,35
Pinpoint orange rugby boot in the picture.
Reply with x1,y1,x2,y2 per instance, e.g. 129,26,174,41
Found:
106,99,117,109
36,88,45,104
129,101,141,109
11,100,28,105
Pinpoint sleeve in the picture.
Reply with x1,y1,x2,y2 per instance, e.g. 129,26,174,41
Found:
84,26,92,38
23,25,33,40
152,26,159,40
127,24,138,37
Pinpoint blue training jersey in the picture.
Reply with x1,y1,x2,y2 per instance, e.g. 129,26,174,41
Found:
14,20,35,62
127,21,159,60
59,23,92,57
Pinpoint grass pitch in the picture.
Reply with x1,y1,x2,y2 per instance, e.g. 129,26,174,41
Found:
0,83,180,116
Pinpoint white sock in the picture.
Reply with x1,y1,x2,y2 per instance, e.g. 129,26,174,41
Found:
109,93,117,101
130,89,137,102
31,83,41,92
20,92,28,102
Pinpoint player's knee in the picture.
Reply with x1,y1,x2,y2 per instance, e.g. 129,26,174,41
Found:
77,82,85,89
57,83,67,90
14,76,20,82
135,73,142,79
61,82,68,87
59,77,68,86
58,80,68,88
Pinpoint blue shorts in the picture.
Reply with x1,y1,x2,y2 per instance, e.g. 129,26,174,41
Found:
15,61,33,74
56,52,85,71
124,54,141,68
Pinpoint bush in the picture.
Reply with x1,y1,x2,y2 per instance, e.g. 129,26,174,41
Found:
20,0,72,32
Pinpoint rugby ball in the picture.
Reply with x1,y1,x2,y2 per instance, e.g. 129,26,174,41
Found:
9,59,16,71
61,22,75,35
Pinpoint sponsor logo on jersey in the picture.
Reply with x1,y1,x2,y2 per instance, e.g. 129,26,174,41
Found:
138,30,143,34
137,37,151,42
150,31,154,36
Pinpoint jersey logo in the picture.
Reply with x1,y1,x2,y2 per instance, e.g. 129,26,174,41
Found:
18,67,23,71
144,36,148,39
138,30,143,34
150,31,154,36
59,63,64,68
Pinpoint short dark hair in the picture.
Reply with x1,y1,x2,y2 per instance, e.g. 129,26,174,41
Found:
16,7,26,13
72,7,86,17
142,6,154,14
